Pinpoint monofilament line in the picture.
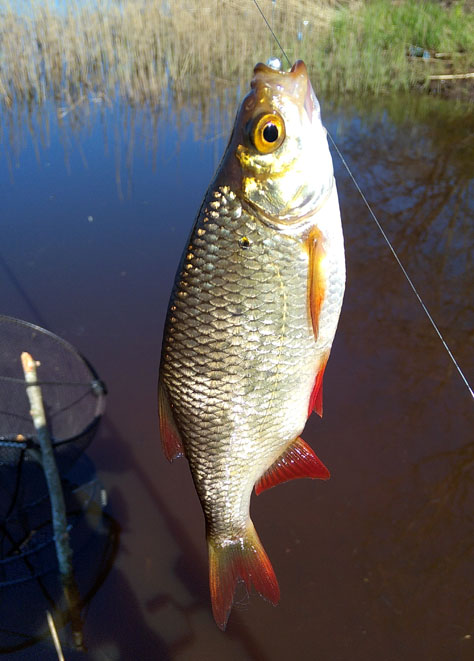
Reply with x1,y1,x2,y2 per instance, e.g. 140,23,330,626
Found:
251,0,474,401
327,133,473,400
252,0,291,68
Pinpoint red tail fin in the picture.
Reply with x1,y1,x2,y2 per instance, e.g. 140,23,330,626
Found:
208,522,280,630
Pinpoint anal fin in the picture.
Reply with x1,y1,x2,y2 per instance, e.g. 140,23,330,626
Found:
158,379,185,461
255,436,330,495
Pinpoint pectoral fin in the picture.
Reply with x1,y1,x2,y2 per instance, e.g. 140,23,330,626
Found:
308,351,330,418
307,229,326,341
255,436,330,495
158,379,185,461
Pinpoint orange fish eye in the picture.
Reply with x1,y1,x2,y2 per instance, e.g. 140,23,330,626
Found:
249,112,285,154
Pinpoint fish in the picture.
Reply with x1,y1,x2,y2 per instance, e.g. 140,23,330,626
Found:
158,60,345,630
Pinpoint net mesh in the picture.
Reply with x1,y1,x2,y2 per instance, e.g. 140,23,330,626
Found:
0,459,101,587
0,455,119,651
0,315,106,515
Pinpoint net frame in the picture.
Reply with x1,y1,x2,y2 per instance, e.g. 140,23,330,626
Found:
0,315,107,516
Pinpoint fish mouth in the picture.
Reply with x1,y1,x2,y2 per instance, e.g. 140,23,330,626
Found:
251,60,319,124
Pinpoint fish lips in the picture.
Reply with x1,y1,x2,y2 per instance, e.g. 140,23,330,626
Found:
252,59,321,125
290,61,322,125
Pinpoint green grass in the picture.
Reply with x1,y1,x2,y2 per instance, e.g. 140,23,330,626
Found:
312,0,474,94
351,0,472,53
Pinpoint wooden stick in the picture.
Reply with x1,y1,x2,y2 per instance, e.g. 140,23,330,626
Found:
428,72,474,80
21,353,72,575
47,611,65,661
21,352,84,651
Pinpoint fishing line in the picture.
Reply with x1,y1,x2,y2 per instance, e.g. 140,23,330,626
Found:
252,0,291,68
328,136,473,400
251,0,473,401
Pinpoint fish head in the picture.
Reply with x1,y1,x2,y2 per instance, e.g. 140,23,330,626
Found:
218,60,334,229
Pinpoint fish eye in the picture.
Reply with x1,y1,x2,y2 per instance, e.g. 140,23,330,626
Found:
249,112,285,154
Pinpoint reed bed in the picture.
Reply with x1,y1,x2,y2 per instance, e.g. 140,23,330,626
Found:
1,0,472,117
0,0,327,111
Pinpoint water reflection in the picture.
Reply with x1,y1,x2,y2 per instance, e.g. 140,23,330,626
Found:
358,440,474,657
327,95,473,403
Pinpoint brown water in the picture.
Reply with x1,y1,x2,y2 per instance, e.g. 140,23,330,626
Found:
0,84,473,659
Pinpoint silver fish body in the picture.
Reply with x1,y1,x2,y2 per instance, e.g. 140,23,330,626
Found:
159,61,345,629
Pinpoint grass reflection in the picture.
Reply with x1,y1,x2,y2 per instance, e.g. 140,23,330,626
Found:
361,440,474,645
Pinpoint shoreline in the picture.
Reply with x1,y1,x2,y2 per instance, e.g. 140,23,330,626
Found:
0,1,472,106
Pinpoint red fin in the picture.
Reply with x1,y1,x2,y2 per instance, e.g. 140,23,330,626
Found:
308,352,329,418
208,522,279,630
158,380,185,461
255,436,330,495
307,229,326,340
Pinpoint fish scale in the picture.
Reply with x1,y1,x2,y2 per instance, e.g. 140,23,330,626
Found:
159,60,345,629
162,184,318,495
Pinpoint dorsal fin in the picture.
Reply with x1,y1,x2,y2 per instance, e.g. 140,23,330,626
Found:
158,380,185,461
255,436,330,495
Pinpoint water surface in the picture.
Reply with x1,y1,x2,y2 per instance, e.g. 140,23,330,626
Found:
1,81,473,660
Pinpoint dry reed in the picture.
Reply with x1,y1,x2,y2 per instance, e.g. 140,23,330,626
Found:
0,1,352,113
